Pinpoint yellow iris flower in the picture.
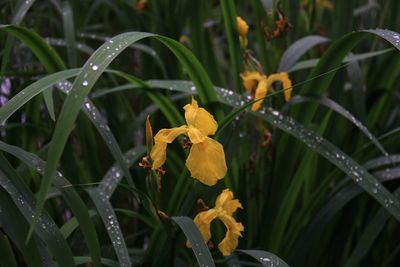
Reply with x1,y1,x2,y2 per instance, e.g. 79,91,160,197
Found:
241,70,292,111
237,16,249,48
150,98,227,186
301,0,334,10
190,189,244,256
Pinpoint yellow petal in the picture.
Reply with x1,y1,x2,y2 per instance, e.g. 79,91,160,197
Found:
145,115,153,151
187,209,219,248
215,189,243,215
194,209,219,242
240,71,264,92
187,126,207,144
151,126,188,169
186,138,227,185
153,126,188,143
184,98,218,136
251,78,268,111
218,214,244,256
236,16,249,37
150,141,167,170
266,73,292,102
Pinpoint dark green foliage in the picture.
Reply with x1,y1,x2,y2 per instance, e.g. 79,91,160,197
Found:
0,1,399,266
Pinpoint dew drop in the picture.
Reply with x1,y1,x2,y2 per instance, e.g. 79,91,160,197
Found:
82,80,89,87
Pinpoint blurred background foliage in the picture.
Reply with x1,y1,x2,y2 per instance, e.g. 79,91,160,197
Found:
0,0,399,266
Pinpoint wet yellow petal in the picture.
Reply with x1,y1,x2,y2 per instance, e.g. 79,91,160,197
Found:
186,138,227,186
150,141,167,170
151,126,188,169
187,126,207,144
184,98,218,136
236,16,249,37
215,189,243,215
266,73,292,102
153,126,188,143
194,209,219,242
218,214,244,256
252,78,268,111
240,71,264,92
187,209,219,248
189,189,244,256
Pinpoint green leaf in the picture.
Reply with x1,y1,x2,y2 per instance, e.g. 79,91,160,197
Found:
51,0,77,67
344,188,400,267
114,208,155,227
106,69,185,126
0,232,18,267
0,24,67,71
0,24,67,120
238,249,290,267
171,216,215,267
87,188,132,267
79,33,167,78
60,210,97,238
155,36,220,107
97,145,145,196
345,59,367,121
0,68,140,235
298,29,400,123
146,92,185,127
0,156,75,267
0,187,47,267
289,48,394,72
0,141,102,267
286,95,386,155
279,35,329,72
0,69,79,124
73,256,120,267
12,0,35,25
290,156,400,262
220,0,241,92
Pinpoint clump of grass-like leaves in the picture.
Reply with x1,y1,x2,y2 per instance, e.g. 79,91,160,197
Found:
0,1,399,266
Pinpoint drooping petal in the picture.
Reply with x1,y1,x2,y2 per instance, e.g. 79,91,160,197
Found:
266,73,292,102
184,98,218,136
251,78,268,111
194,209,219,243
151,126,188,169
215,189,243,215
240,71,264,93
218,214,244,256
153,126,188,143
186,138,227,186
150,141,167,170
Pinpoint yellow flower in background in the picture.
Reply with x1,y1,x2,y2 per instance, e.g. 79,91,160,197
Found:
301,0,334,10
150,98,227,186
190,189,244,256
136,0,148,10
237,16,249,48
241,71,292,111
237,16,249,36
